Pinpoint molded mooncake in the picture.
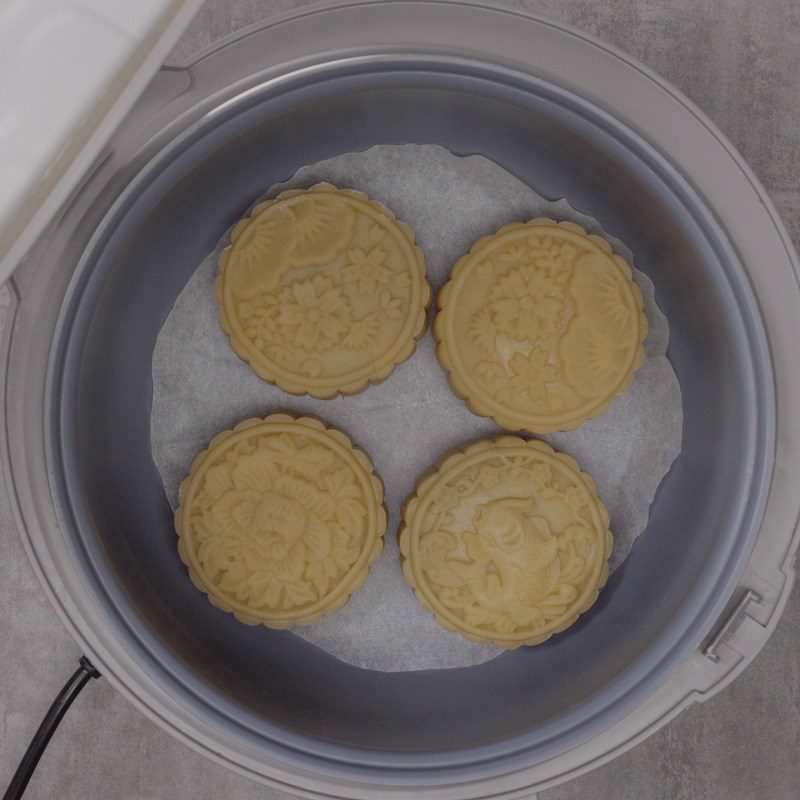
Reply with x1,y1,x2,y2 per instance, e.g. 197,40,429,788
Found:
399,436,612,648
175,413,386,627
434,218,647,432
217,184,430,397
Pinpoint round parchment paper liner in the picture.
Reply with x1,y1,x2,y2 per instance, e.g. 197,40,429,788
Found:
151,144,682,671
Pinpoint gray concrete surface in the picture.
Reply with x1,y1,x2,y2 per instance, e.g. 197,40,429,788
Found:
1,1,799,798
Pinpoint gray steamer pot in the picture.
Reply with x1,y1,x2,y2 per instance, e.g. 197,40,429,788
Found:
3,2,799,798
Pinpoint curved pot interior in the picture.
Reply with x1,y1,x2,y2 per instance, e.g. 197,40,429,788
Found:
49,61,771,766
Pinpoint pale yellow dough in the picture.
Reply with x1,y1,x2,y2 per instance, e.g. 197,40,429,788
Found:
175,414,386,628
399,436,612,649
217,184,430,397
433,219,647,433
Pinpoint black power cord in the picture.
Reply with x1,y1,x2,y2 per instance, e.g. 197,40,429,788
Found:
3,657,100,800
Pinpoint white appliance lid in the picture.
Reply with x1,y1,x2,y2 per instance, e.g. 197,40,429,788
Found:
0,0,203,285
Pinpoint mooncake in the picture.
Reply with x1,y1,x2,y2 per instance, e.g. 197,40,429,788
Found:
399,435,612,648
434,218,647,432
217,184,430,397
175,413,386,627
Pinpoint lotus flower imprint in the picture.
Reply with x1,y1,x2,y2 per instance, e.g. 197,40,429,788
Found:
277,274,354,352
508,348,558,402
488,264,567,342
340,245,392,294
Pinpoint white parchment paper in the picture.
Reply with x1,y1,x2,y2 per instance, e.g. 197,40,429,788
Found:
150,145,682,671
